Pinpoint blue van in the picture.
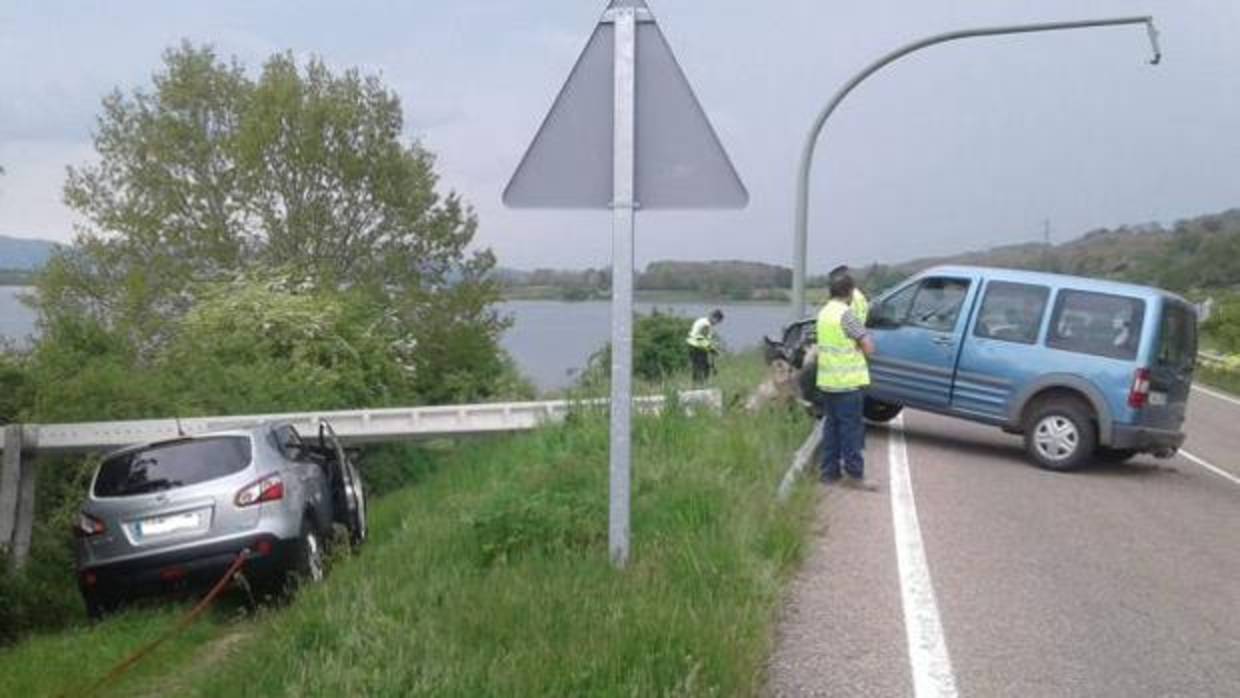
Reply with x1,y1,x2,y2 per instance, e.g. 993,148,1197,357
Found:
770,266,1198,470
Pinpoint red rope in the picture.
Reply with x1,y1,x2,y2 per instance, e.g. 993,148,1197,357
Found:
70,549,249,697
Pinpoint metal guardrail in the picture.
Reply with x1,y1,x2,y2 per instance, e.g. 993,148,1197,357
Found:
0,389,723,455
1198,350,1233,367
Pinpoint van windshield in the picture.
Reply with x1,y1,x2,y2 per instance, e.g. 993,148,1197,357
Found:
1157,302,1197,368
94,436,252,498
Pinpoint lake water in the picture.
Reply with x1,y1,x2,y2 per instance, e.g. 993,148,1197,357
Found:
0,287,36,348
0,288,793,392
497,300,791,390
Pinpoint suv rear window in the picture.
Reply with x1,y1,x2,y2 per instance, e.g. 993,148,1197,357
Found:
1157,302,1197,367
93,436,252,498
1047,290,1145,360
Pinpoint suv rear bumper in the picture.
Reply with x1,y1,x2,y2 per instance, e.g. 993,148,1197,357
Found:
78,532,298,599
1109,423,1185,455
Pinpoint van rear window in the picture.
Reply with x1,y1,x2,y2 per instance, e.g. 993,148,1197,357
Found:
1047,291,1145,360
93,437,252,498
1157,302,1197,367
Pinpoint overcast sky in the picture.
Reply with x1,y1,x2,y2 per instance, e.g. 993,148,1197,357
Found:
1,1,1237,273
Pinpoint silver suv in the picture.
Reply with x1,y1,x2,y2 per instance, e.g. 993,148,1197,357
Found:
74,421,366,617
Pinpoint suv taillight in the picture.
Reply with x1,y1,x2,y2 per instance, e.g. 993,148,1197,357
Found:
75,512,106,537
1128,368,1151,409
235,474,284,507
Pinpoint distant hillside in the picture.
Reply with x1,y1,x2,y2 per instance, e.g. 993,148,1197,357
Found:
853,208,1240,294
0,235,58,271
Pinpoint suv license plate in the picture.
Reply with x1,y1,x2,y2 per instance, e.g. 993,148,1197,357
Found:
136,511,201,538
1149,391,1168,407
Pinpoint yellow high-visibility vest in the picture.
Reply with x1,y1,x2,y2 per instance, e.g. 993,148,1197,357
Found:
686,317,713,349
851,288,869,324
816,300,870,391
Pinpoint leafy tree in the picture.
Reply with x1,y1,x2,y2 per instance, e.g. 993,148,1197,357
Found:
36,43,513,405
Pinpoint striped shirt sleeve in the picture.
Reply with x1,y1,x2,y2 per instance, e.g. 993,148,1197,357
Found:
840,309,867,341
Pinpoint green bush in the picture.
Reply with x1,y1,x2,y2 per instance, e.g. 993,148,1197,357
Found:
1203,296,1240,354
580,310,695,387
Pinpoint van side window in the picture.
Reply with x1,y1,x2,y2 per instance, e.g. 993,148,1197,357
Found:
974,282,1049,344
1047,291,1145,360
870,281,919,327
906,278,971,332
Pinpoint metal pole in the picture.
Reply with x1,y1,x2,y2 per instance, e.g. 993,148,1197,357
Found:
0,425,22,556
791,16,1160,320
609,6,637,568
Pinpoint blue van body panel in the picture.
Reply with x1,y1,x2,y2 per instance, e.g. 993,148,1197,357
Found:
865,265,1193,453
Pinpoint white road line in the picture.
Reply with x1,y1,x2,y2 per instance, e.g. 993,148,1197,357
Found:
1180,449,1240,488
1192,384,1240,408
888,415,959,698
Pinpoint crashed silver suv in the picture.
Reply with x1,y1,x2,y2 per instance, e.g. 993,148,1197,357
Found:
74,421,366,617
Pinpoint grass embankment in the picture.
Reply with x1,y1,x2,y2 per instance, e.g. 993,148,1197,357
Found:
0,354,817,697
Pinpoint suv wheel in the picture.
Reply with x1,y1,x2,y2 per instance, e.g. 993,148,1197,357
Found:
294,522,326,586
83,588,121,621
863,398,903,423
1024,397,1097,471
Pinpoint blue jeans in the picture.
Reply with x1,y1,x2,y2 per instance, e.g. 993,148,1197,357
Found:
820,390,865,479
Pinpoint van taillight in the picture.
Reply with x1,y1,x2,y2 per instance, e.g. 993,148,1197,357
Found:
235,474,283,507
1128,368,1151,409
75,512,106,537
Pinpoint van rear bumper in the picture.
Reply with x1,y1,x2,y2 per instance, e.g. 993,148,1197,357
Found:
1109,424,1185,455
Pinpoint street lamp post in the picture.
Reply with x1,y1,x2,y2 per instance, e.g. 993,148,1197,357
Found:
791,16,1162,320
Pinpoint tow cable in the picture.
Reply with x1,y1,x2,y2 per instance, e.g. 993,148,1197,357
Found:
68,549,250,698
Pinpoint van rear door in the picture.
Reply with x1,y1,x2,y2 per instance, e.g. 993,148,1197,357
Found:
1139,298,1197,431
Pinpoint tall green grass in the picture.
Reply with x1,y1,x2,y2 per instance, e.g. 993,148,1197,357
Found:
0,353,817,697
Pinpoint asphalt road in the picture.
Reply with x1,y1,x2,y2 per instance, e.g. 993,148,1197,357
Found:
769,387,1240,697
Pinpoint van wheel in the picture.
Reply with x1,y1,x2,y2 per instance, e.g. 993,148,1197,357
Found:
1095,447,1137,464
863,398,903,423
1024,397,1097,471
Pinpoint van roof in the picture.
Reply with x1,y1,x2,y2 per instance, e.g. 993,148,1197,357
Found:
919,265,1189,304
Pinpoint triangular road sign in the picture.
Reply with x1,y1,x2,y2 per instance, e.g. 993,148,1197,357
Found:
504,0,748,210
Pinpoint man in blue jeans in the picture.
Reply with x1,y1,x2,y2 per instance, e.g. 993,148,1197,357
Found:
815,272,877,489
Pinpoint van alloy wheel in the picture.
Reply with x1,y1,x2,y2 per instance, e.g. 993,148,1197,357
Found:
1034,415,1080,462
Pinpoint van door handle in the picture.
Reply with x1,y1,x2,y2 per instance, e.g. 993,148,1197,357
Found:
932,336,955,346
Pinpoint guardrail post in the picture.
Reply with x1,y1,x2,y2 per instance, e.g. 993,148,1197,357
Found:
10,443,38,571
1,424,23,561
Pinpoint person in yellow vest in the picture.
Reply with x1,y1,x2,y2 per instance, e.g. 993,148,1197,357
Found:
816,271,876,489
829,264,868,324
686,309,724,384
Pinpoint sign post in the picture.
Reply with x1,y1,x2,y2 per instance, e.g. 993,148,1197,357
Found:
505,0,747,567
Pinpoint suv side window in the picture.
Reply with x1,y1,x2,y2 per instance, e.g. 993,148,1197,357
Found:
974,281,1049,344
1047,290,1145,360
273,425,308,462
906,277,971,332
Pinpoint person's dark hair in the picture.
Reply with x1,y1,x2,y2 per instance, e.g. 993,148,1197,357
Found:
828,264,850,281
709,309,724,323
828,273,855,300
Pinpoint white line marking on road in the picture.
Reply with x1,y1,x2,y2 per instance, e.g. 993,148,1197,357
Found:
1180,449,1240,488
889,415,959,698
1192,384,1240,408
